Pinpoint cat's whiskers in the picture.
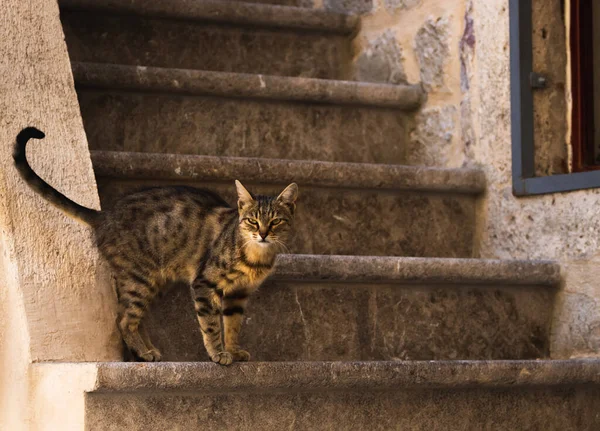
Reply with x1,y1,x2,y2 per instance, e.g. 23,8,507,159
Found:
271,238,290,254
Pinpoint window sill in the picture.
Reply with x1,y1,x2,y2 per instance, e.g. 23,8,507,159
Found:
513,170,600,196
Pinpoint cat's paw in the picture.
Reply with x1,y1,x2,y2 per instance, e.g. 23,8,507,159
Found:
138,348,162,362
211,351,233,366
230,349,251,362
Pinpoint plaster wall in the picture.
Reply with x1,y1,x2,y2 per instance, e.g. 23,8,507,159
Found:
29,363,99,430
0,234,31,429
0,0,120,426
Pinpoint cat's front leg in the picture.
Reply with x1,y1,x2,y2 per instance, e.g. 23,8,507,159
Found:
191,278,233,366
223,290,251,362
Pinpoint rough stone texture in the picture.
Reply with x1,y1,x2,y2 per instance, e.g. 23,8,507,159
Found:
466,0,600,358
552,257,600,358
324,0,372,15
77,90,414,164
408,105,458,166
85,387,600,430
460,1,476,169
272,254,560,285
235,0,314,6
384,0,421,12
86,361,600,430
120,254,560,362
0,0,120,428
91,151,486,194
91,360,600,392
414,16,451,90
59,0,357,34
61,11,353,79
531,0,569,176
0,0,120,367
139,279,553,361
72,62,424,110
354,30,408,84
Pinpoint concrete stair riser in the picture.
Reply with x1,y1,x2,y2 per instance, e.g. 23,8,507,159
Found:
141,280,554,362
72,63,422,164
107,255,559,362
86,388,600,431
95,178,478,257
61,11,353,79
58,0,357,33
82,361,600,430
78,90,412,163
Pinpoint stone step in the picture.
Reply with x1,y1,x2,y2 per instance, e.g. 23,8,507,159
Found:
74,62,424,164
92,151,483,258
82,360,600,430
59,0,358,79
123,253,556,361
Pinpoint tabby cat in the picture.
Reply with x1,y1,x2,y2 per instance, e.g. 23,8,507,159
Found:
13,127,298,365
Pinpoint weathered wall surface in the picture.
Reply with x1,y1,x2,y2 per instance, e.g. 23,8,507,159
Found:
337,0,600,358
466,0,600,358
0,3,120,422
0,237,31,428
340,0,468,168
531,0,569,176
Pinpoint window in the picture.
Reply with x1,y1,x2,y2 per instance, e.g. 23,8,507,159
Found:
510,0,600,195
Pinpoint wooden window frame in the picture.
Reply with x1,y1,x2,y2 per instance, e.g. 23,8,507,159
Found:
571,0,598,171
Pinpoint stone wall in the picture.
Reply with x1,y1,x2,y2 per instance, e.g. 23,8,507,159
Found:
0,0,121,426
467,0,600,358
325,0,600,358
336,0,469,168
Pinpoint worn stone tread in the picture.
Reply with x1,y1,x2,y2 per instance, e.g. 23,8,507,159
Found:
91,151,485,194
273,254,561,286
58,0,359,34
90,360,600,393
72,62,424,110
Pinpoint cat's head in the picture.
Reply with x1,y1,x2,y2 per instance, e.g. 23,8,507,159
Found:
235,180,298,255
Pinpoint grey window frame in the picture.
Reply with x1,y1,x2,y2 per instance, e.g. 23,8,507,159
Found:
510,0,600,196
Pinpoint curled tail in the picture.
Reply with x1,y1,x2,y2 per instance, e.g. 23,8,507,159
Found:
13,127,100,226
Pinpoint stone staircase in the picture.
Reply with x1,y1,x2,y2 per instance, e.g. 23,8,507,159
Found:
54,0,600,429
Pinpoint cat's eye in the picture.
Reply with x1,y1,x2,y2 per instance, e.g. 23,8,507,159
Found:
245,219,259,226
271,218,283,226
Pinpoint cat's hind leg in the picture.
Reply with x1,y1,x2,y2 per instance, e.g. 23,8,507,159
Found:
116,276,161,362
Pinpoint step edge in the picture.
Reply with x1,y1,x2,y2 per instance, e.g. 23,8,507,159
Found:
58,0,360,35
91,151,486,195
72,62,425,111
82,360,600,394
271,254,561,286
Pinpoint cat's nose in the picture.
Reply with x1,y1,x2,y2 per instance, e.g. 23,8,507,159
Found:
259,231,268,240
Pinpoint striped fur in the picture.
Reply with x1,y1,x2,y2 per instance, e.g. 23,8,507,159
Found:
13,127,298,364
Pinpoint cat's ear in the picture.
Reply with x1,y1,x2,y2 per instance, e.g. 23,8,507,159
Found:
276,183,298,213
235,180,254,211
